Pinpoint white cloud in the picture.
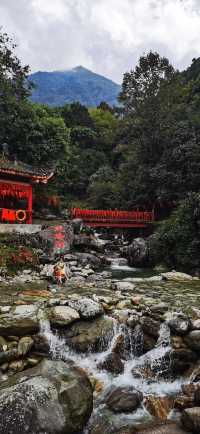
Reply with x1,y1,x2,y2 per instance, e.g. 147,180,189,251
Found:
0,0,200,82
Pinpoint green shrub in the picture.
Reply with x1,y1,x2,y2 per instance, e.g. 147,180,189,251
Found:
151,193,200,270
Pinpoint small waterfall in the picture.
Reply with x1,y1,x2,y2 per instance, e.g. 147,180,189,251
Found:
149,322,171,379
131,324,144,357
40,319,67,360
39,318,187,398
39,317,123,388
129,322,171,381
119,324,144,360
157,322,171,348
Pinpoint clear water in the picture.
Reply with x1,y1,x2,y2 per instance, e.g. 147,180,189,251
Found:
108,262,200,313
111,266,158,280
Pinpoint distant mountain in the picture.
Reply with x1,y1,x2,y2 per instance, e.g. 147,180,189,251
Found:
29,66,121,107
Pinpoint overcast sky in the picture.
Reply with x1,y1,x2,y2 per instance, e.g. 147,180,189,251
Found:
1,0,200,83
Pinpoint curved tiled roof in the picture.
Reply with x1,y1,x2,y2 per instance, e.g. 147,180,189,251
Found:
0,156,55,183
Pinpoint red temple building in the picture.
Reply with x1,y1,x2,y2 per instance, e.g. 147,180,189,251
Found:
0,156,54,224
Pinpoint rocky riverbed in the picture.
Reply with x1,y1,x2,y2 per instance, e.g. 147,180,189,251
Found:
0,224,200,433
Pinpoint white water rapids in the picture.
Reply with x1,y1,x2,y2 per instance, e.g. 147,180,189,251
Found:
40,317,187,397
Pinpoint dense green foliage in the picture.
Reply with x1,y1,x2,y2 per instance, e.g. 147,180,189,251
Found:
150,194,200,271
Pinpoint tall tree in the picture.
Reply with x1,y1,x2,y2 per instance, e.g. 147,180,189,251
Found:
61,102,93,128
119,51,175,114
0,31,32,147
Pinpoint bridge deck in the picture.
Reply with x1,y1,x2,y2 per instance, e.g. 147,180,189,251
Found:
71,208,154,228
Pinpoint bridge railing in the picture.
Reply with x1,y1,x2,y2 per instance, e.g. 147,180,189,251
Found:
71,208,154,223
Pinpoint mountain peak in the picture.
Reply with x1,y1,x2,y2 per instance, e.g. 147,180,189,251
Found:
29,66,121,107
73,65,86,71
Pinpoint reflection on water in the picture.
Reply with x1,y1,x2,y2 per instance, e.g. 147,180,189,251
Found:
111,265,157,280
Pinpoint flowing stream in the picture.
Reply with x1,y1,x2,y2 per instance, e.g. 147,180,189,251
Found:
37,254,196,431
40,315,188,429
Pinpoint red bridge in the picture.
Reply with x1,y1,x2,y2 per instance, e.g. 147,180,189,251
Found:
71,208,155,228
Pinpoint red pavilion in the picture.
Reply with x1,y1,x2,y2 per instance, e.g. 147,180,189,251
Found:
0,156,54,224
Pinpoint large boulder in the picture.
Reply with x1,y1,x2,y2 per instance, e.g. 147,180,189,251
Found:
98,352,124,375
104,386,143,413
184,330,200,351
75,252,101,268
181,407,200,433
0,304,40,337
47,306,80,326
161,271,195,281
68,297,104,319
168,315,191,336
71,218,83,233
64,316,114,352
74,233,104,251
140,316,161,338
39,224,74,257
170,349,198,374
121,238,148,267
144,396,174,421
0,359,93,434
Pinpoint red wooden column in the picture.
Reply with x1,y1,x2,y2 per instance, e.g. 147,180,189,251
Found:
27,185,33,224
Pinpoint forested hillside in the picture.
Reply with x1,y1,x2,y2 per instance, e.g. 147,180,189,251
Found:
1,31,200,269
29,66,121,107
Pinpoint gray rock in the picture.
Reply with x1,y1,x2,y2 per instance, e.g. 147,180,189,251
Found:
64,254,78,261
168,315,191,336
98,353,124,375
111,281,135,291
18,336,34,356
75,252,101,268
65,316,114,352
181,407,200,433
109,257,128,267
104,385,143,413
81,268,94,277
0,336,7,351
171,349,198,374
127,315,140,328
121,237,148,267
0,306,11,314
69,276,86,283
191,307,200,319
9,359,27,373
0,349,18,364
192,320,200,330
47,298,61,307
100,271,112,279
0,359,93,434
161,271,195,281
143,334,157,353
184,330,200,351
0,304,39,337
23,269,32,275
40,264,54,277
71,218,83,233
134,422,189,434
116,299,133,309
150,303,169,314
39,224,74,257
140,316,161,338
47,306,80,326
68,297,104,319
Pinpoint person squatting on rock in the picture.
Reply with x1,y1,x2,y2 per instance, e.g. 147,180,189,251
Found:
53,256,69,284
